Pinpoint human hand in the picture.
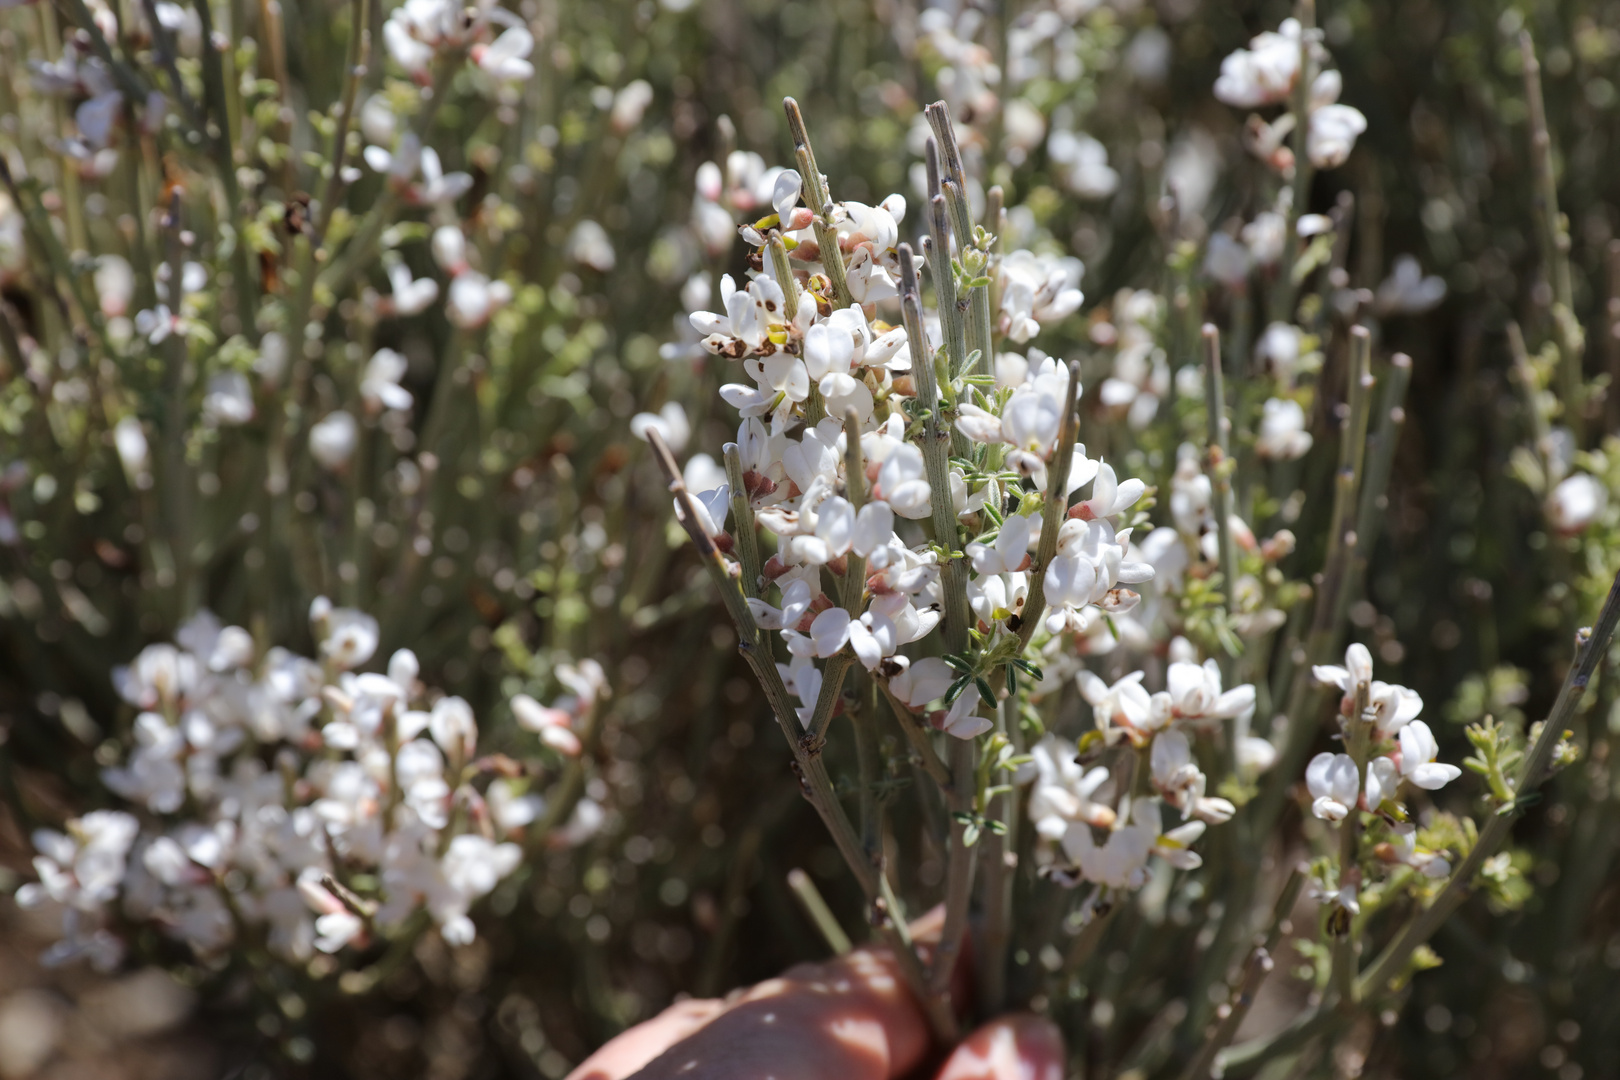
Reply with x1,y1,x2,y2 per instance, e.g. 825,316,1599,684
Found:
564,913,1063,1080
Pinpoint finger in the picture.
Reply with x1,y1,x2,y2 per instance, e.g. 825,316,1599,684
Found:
624,945,931,1080
933,1015,1065,1080
565,998,725,1080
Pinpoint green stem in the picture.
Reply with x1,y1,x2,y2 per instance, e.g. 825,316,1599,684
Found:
786,867,853,955
783,97,853,310
1180,867,1306,1080
645,428,955,1043
1355,568,1620,1000
1520,30,1584,446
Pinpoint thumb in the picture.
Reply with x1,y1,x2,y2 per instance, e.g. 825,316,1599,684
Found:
933,1016,1065,1080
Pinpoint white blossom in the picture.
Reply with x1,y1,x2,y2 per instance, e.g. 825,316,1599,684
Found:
1306,751,1359,821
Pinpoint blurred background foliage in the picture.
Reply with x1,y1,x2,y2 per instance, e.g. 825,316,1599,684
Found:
2,0,1620,1077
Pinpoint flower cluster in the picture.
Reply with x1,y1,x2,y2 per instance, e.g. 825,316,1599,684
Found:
1214,18,1367,172
1307,644,1461,877
17,604,601,971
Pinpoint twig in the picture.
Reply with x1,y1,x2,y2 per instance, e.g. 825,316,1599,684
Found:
880,681,953,791
316,0,373,241
783,98,853,310
1520,30,1585,445
645,428,956,1042
1355,568,1620,999
1065,888,1120,969
722,444,763,599
768,232,799,324
1274,0,1317,324
898,244,970,656
1346,353,1411,606
1202,325,1240,624
1012,360,1083,653
1181,866,1306,1080
787,868,853,955
1330,681,1371,1005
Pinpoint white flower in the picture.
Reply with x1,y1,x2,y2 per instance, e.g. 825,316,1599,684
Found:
1213,19,1304,107
1367,681,1423,737
1308,104,1367,169
1071,462,1147,522
114,416,151,489
362,349,414,413
1048,130,1118,199
314,911,364,953
94,255,135,317
888,656,954,709
472,26,534,81
309,411,359,471
429,696,478,760
1027,734,1115,839
1157,660,1256,727
1256,322,1303,382
1306,752,1359,821
968,513,1037,575
998,251,1084,343
1313,643,1374,695
202,372,255,426
873,443,932,520
1242,212,1287,266
1548,474,1607,534
387,261,440,316
1376,255,1447,316
631,402,692,454
935,683,992,740
610,79,654,133
315,602,379,668
1398,721,1461,791
1256,398,1312,460
446,271,513,328
567,220,616,272
510,693,582,756
1077,670,1153,745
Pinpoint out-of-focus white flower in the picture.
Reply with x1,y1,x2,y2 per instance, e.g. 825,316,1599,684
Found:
309,411,359,470
1255,397,1312,460
202,372,255,427
471,26,534,81
114,416,152,490
630,402,691,453
1213,19,1304,108
999,250,1084,343
387,260,440,316
1548,473,1607,534
1027,734,1115,842
1256,322,1303,383
361,348,414,413
1307,103,1367,169
609,79,654,133
429,696,478,760
1048,130,1117,199
313,604,378,672
1375,255,1447,316
568,220,616,272
1078,670,1153,745
1242,212,1287,266
446,271,513,328
94,255,135,317
511,693,582,756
